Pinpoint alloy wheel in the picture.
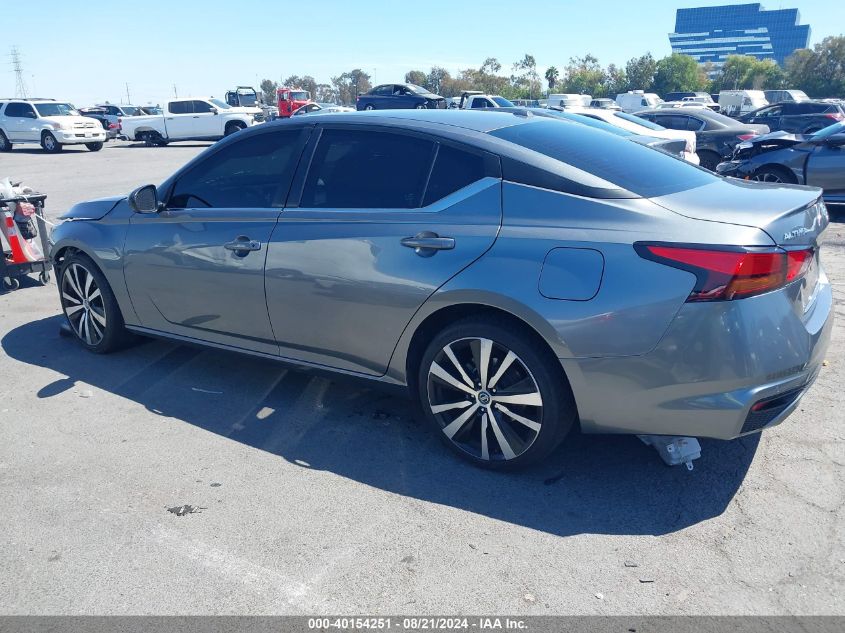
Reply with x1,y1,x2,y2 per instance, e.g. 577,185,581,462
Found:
61,263,107,346
753,172,784,183
426,337,543,462
43,135,56,151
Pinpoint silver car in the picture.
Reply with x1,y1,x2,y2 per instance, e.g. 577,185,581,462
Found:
50,110,833,469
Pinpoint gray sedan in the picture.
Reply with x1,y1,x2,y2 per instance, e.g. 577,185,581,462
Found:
50,110,832,469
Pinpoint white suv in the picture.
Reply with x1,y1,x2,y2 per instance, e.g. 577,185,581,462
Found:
0,99,107,153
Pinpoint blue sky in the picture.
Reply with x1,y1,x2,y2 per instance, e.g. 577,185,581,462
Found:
4,0,841,106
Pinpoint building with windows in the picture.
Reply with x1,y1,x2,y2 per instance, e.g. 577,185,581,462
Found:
669,3,810,72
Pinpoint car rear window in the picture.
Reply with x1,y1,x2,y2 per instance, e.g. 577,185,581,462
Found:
423,144,487,206
489,119,716,198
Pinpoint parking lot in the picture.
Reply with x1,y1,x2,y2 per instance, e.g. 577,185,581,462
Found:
1,140,844,615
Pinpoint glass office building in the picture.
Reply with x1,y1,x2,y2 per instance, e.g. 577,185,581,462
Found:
669,3,810,71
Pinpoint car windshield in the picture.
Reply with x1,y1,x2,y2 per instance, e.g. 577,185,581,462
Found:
35,102,78,117
237,94,257,106
493,97,514,107
490,119,715,198
209,98,232,109
406,84,429,94
290,91,310,101
121,106,142,116
810,121,845,140
543,110,632,137
615,112,665,131
645,96,663,106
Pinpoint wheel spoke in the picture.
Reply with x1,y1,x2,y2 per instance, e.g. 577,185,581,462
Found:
89,314,103,340
430,362,476,396
65,267,83,298
488,410,516,460
478,338,492,389
480,411,489,460
62,291,81,305
72,266,85,299
73,310,86,338
65,304,84,316
81,312,92,344
488,350,516,390
89,306,107,327
442,403,480,439
492,391,543,407
88,288,101,302
83,270,94,298
495,403,542,433
431,400,472,415
443,344,474,389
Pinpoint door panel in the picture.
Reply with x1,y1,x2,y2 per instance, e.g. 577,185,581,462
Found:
806,146,845,197
265,179,502,375
124,209,279,354
192,101,221,137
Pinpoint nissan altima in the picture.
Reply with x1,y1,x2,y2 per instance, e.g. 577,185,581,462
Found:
50,110,833,469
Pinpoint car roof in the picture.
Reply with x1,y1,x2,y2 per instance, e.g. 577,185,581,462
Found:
636,107,736,126
289,109,530,133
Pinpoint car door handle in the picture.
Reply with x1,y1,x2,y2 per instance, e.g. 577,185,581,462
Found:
401,232,455,256
224,238,262,255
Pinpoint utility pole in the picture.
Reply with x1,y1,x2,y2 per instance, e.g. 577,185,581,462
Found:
125,83,131,104
173,84,178,98
11,46,28,98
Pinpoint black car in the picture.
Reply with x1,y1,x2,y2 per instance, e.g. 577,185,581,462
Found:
717,121,845,204
356,84,446,111
739,101,845,135
635,108,769,170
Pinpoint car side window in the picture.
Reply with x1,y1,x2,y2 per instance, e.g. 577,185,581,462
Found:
374,85,392,96
423,144,488,206
300,128,435,209
168,129,307,209
685,117,705,131
471,99,487,109
168,101,189,115
192,101,214,114
4,103,23,117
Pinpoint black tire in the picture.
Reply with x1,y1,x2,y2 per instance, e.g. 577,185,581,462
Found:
417,317,576,470
0,130,11,152
2,276,20,291
86,142,104,152
753,165,797,184
697,150,721,171
225,122,246,136
415,103,427,110
58,253,131,353
41,132,62,153
364,104,375,111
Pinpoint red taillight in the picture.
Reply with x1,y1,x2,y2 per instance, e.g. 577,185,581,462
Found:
636,244,814,302
737,133,758,141
825,113,844,121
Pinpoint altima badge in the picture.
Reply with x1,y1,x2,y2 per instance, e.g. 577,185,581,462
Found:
784,227,811,241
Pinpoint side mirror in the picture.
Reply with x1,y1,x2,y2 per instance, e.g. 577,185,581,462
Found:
210,107,218,115
128,184,160,213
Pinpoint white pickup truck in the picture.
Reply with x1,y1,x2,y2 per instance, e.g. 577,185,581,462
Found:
456,91,514,109
119,97,258,146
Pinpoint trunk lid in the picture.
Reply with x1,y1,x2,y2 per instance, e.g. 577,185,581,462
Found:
652,178,828,247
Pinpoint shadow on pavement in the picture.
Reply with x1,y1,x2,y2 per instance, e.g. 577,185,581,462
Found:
2,315,760,537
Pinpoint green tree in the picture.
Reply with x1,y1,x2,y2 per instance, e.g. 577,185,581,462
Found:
713,55,758,91
653,53,703,94
625,53,657,91
561,54,606,96
405,70,427,86
603,63,628,97
283,75,318,100
545,66,559,92
512,54,541,98
426,67,451,95
259,79,278,105
331,69,372,105
315,83,338,103
786,36,845,97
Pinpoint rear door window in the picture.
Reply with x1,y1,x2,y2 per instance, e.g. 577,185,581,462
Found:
168,129,308,209
423,144,488,206
300,128,435,209
168,101,190,114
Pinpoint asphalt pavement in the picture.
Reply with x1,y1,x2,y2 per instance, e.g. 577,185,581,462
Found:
0,139,843,615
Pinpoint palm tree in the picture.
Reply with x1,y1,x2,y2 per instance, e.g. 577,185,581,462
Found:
545,66,559,93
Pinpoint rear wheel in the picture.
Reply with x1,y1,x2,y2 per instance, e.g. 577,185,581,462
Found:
59,254,130,353
0,130,11,152
696,150,721,171
752,165,797,184
418,318,576,469
364,104,375,111
41,132,62,153
86,142,104,152
415,103,427,110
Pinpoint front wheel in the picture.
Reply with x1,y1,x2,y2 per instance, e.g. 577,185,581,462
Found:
225,122,246,136
752,165,797,184
86,142,104,152
0,130,12,152
418,318,576,469
364,104,375,111
41,132,62,153
59,254,130,353
415,103,427,110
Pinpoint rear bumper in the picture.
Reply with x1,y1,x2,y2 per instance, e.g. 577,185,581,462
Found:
562,271,833,439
